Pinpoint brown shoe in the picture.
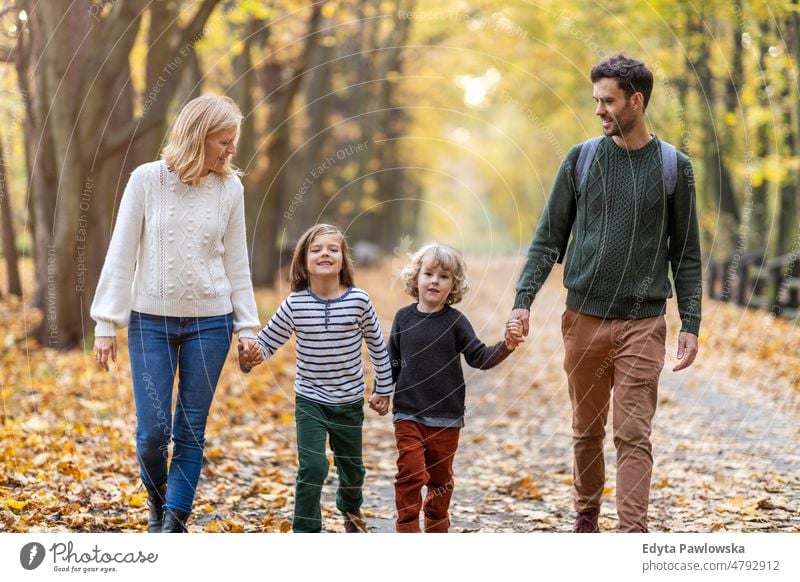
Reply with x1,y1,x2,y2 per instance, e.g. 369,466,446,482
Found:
573,510,600,533
343,510,367,533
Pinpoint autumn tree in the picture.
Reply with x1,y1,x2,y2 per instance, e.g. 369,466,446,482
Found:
9,0,220,348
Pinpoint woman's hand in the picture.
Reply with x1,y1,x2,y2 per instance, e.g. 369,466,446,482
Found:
94,336,117,372
238,338,263,372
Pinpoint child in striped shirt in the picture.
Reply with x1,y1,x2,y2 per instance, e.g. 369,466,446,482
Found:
241,224,392,533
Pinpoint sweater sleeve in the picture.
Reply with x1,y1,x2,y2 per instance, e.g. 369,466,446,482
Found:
254,297,295,359
513,145,581,309
90,166,147,337
387,312,402,387
360,298,393,396
222,179,260,339
670,156,703,335
456,313,512,370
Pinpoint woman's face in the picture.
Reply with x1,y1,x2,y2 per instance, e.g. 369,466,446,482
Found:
203,127,237,175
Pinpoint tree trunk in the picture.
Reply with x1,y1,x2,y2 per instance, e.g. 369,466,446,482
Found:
248,3,323,286
25,1,220,348
297,32,334,237
0,134,22,296
367,0,413,250
776,9,800,257
692,13,739,257
250,63,294,286
750,22,772,254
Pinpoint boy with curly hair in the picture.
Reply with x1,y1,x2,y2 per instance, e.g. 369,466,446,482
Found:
374,243,522,532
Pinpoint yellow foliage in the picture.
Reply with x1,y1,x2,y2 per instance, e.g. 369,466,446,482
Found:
2,499,27,511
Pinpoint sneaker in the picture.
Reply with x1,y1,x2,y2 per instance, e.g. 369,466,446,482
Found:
573,510,600,533
343,510,367,533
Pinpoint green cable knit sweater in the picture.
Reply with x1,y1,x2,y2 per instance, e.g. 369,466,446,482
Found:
514,135,702,335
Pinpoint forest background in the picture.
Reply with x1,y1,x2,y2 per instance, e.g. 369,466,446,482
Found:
0,0,799,533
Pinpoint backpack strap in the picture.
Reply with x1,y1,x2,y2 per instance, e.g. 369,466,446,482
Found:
576,136,678,195
574,136,604,193
561,136,679,264
557,137,601,264
660,140,678,197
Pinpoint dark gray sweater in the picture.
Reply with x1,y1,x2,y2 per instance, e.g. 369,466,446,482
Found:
388,304,511,420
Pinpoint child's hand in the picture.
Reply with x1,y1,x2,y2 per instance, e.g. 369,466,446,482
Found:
237,341,253,373
368,394,390,416
238,339,264,373
505,318,524,350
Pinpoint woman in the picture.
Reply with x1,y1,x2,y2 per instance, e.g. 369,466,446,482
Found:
91,96,260,533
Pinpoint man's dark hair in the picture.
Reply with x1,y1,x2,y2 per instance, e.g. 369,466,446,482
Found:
590,53,654,109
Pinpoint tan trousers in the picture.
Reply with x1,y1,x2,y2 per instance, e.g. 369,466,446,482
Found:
561,308,666,532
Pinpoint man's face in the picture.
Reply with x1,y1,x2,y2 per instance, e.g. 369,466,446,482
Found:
592,77,640,138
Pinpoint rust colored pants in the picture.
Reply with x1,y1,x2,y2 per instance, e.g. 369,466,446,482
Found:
394,420,461,533
561,308,666,532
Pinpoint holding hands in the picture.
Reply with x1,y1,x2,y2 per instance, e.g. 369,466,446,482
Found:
238,338,264,373
369,394,390,416
505,310,529,350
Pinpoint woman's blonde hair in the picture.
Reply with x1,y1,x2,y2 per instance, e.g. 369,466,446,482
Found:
161,95,243,185
400,243,469,305
290,224,356,292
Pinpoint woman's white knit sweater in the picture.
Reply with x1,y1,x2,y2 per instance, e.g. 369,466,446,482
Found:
90,160,260,338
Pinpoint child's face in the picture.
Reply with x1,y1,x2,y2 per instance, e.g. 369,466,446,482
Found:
306,233,343,280
417,259,453,310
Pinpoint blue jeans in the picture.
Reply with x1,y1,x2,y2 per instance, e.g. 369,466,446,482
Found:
128,311,233,513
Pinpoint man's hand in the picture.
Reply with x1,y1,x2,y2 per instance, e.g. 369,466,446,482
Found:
94,336,117,372
508,308,531,338
673,331,698,372
505,319,524,349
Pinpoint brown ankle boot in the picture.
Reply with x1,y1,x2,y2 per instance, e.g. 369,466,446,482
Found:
573,510,600,533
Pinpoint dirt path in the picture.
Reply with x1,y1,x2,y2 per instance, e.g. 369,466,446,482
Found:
358,260,800,533
7,258,796,534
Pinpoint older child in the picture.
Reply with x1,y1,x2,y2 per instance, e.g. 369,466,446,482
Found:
241,224,392,532
374,243,522,533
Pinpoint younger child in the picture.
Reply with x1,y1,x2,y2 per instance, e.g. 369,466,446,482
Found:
375,243,523,533
241,224,392,533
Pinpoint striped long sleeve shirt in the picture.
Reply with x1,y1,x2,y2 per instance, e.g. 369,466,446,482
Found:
255,287,393,405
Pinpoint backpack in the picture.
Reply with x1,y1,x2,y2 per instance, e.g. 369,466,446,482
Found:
555,136,679,264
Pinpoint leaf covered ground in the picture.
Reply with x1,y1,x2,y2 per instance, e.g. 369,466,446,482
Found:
1,258,799,532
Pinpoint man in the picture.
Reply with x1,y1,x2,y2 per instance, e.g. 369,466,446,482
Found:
508,54,701,533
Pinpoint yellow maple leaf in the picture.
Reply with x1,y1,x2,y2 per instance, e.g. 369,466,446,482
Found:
128,494,145,508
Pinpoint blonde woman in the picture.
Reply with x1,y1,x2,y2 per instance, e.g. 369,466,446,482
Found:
91,96,260,533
